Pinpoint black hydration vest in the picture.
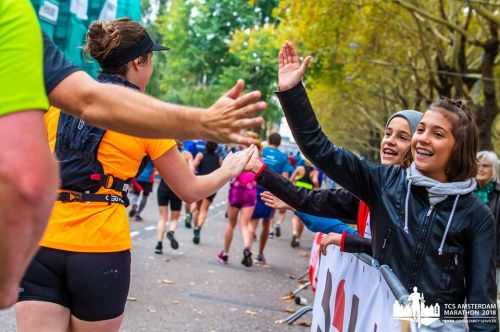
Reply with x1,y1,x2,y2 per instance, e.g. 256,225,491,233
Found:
55,74,144,206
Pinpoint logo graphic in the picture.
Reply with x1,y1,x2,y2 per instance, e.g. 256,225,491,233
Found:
393,287,440,327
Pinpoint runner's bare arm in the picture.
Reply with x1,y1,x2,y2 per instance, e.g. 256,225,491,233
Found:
48,72,265,144
0,111,59,308
153,146,255,203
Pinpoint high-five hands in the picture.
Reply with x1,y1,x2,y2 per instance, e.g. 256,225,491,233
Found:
278,41,312,91
222,145,258,178
244,145,263,173
204,80,266,145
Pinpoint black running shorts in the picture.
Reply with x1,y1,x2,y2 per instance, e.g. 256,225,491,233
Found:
157,181,182,211
19,247,131,321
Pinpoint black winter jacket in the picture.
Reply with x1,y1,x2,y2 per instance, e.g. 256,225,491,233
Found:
277,83,498,331
257,168,373,254
257,168,358,222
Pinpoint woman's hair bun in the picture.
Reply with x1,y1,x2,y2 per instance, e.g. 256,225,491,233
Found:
84,20,121,62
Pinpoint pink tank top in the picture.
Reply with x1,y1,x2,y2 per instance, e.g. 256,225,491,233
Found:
231,171,256,189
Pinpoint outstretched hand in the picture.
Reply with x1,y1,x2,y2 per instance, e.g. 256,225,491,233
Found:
260,191,293,211
244,145,263,173
221,145,257,178
319,232,342,256
278,41,312,91
203,80,266,146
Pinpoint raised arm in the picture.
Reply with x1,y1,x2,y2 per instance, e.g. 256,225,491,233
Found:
276,42,386,205
44,34,265,145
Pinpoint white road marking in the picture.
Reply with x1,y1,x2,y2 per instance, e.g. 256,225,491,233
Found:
131,231,140,238
145,226,156,231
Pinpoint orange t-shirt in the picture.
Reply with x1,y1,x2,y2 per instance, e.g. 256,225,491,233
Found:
40,107,176,252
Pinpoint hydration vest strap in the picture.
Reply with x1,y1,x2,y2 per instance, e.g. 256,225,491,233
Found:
57,191,128,206
89,173,130,193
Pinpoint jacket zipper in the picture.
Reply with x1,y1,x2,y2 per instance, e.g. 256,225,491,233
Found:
409,205,434,286
381,228,392,249
378,227,393,262
426,205,434,217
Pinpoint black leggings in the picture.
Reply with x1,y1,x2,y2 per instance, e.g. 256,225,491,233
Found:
19,247,131,321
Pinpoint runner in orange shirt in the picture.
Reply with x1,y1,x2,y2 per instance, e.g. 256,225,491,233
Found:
15,18,256,332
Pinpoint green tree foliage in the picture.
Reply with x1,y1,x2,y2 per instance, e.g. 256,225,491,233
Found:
141,0,170,97
142,0,499,152
148,0,282,132
276,0,500,157
217,25,281,134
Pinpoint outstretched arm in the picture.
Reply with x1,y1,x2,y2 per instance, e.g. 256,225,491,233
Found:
341,233,372,255
319,232,372,256
260,191,295,211
50,73,265,144
276,42,387,205
155,146,256,203
246,153,358,222
44,34,265,144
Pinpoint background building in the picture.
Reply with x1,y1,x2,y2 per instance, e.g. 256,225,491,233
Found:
32,0,141,76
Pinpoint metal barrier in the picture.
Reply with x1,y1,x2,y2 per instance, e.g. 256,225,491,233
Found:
380,264,410,305
355,252,410,305
277,268,312,325
283,306,313,325
354,252,380,268
278,243,413,329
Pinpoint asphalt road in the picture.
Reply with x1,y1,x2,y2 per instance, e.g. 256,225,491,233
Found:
0,183,314,332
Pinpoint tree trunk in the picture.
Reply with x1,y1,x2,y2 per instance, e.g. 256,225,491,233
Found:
477,36,499,150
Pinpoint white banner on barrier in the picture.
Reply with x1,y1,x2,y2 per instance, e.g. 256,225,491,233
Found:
309,233,323,292
311,244,401,332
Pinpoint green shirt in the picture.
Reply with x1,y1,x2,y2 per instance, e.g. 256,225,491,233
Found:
0,0,48,117
474,181,496,205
